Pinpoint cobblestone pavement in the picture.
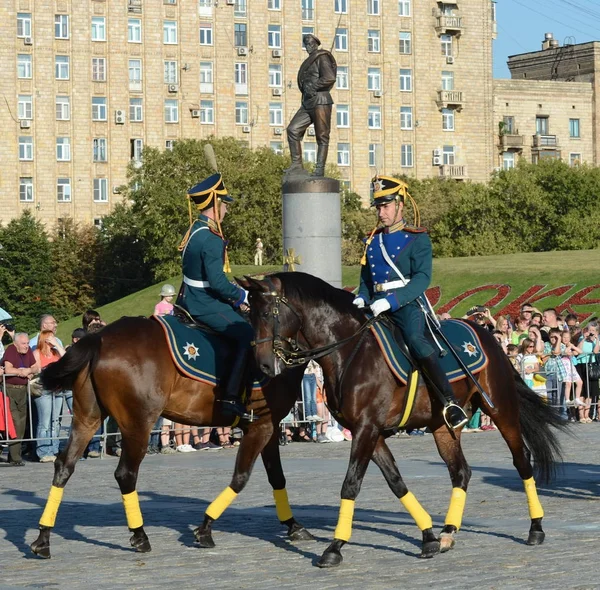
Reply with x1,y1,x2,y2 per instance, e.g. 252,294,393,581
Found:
1,426,599,590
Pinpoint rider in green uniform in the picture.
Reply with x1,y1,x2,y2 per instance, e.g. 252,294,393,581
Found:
177,173,254,421
354,175,468,430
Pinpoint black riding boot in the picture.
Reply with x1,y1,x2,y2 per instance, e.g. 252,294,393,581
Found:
285,139,304,174
311,145,328,177
419,354,468,430
218,349,255,422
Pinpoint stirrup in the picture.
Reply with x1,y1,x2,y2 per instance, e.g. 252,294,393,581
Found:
442,403,468,431
218,399,256,422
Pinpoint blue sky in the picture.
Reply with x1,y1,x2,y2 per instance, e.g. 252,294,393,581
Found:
494,0,599,78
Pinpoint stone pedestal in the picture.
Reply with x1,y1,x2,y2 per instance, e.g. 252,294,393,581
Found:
282,175,342,288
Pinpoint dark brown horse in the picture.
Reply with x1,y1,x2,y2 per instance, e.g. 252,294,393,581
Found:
30,316,314,558
239,272,567,568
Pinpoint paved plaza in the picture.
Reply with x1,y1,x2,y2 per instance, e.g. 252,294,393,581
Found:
1,427,599,590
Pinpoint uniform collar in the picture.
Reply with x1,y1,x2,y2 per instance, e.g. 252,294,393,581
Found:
198,214,219,233
385,219,406,234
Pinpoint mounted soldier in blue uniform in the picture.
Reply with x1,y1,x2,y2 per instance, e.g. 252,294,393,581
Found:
177,173,254,421
353,175,468,430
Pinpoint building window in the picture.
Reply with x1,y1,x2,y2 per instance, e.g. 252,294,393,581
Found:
235,101,248,124
55,55,70,80
304,143,317,163
91,17,106,41
368,106,381,129
368,143,381,167
56,96,70,120
502,115,515,134
269,102,283,125
337,66,349,89
269,64,282,87
164,61,178,84
199,23,213,45
399,31,411,54
199,0,213,16
56,137,71,161
130,98,143,122
92,57,106,82
336,104,349,127
235,62,248,94
398,0,411,17
200,62,213,92
128,18,142,42
19,136,33,161
17,54,32,79
93,138,107,162
441,34,453,57
400,106,413,130
569,118,580,138
503,151,515,170
164,21,177,44
200,100,214,123
268,0,281,10
270,141,283,154
569,152,582,166
17,13,32,37
302,0,314,20
234,23,247,47
337,143,350,166
93,178,108,202
20,177,33,202
399,69,412,91
92,97,107,121
443,145,455,165
367,0,380,16
401,144,413,167
234,0,247,17
441,71,454,91
442,108,455,131
164,99,179,123
130,138,143,163
18,95,33,120
367,68,381,91
165,140,175,151
129,59,142,89
55,15,69,39
57,178,71,202
335,0,348,13
335,28,348,51
536,116,549,135
368,30,380,53
268,25,281,48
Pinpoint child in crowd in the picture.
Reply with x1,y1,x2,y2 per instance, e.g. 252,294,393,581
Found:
560,330,584,418
155,284,176,316
517,338,540,389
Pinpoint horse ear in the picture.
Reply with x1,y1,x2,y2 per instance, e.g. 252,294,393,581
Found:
234,276,250,289
244,275,269,292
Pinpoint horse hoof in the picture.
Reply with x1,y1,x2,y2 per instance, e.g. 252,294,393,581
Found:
30,539,51,559
316,550,343,568
288,525,316,542
526,530,545,546
194,527,216,548
419,540,440,559
130,533,152,553
439,532,456,553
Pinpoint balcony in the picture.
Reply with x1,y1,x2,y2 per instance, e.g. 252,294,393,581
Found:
435,14,463,36
532,134,559,148
439,164,468,179
128,0,142,13
499,134,525,150
436,90,465,110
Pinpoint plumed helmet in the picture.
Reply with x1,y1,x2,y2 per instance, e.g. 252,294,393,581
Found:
160,284,176,297
370,175,409,207
187,173,234,211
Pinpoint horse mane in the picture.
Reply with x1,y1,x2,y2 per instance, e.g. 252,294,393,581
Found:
271,272,364,320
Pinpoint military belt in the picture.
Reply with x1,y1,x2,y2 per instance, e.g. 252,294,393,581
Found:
374,279,409,292
183,276,211,288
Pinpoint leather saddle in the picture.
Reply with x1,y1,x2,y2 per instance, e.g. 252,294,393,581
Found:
172,303,218,336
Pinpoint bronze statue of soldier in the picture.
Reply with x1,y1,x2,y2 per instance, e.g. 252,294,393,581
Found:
286,34,337,178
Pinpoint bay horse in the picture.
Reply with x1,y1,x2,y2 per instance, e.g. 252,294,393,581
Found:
30,316,314,558
238,272,567,568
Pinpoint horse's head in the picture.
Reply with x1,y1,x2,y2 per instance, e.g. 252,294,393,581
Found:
236,275,304,377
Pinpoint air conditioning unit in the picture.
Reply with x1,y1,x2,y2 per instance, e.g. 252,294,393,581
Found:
433,156,442,166
24,37,33,46
373,91,383,98
242,125,251,133
272,49,283,58
433,148,442,157
190,109,200,118
272,88,283,96
112,186,122,194
115,109,126,124
273,127,283,135
226,0,234,4
307,127,316,136
446,56,455,64
168,84,178,93
20,119,31,129
237,47,248,56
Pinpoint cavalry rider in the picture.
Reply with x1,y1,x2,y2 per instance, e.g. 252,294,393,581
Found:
353,175,468,430
177,173,254,422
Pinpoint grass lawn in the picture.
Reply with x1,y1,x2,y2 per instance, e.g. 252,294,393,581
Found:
56,250,600,343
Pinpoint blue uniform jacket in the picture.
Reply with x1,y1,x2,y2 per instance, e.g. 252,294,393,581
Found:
358,223,432,312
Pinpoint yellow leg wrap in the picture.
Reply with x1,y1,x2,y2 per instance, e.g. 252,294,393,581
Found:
334,499,355,542
39,485,64,528
122,491,144,530
444,488,467,530
206,486,238,521
273,488,293,522
400,491,433,531
523,477,544,519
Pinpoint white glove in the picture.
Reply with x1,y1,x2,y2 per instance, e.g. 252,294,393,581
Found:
352,297,366,309
242,289,249,304
370,298,391,317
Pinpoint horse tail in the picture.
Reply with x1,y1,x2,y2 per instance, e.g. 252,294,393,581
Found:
41,334,101,392
515,370,568,484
